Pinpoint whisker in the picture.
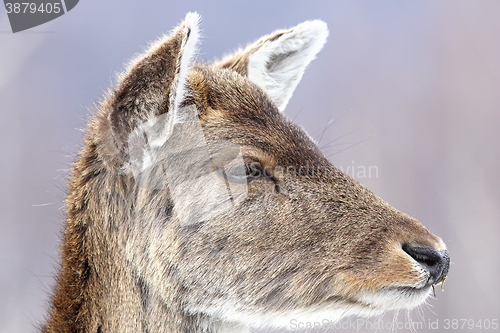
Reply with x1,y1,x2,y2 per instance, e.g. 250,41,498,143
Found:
291,105,304,122
324,137,373,158
391,310,399,333
316,109,337,144
319,129,363,150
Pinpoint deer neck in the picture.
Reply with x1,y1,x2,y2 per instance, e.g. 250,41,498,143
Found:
42,151,244,333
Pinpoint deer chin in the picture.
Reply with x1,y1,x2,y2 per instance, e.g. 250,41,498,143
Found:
199,301,382,331
198,285,432,331
354,284,433,312
265,286,433,329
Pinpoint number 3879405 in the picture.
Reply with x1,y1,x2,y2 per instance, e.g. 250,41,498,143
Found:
5,2,62,14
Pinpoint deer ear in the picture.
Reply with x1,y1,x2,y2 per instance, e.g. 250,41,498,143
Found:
107,12,200,154
219,20,328,112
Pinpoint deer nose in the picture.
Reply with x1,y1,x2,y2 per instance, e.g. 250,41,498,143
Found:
402,243,450,286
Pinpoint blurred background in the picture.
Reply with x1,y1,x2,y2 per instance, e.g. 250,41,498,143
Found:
1,1,498,332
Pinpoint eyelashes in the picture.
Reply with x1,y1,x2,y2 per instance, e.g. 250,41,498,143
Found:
224,161,275,184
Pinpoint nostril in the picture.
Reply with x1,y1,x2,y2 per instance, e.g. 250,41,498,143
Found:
402,243,450,285
403,244,440,267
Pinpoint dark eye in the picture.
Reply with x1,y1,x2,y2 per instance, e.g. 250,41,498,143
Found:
246,162,263,181
224,162,266,184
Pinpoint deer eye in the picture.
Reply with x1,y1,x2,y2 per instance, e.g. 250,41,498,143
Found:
246,162,264,181
224,162,266,184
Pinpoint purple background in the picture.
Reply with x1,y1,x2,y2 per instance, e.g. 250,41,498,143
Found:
1,1,499,332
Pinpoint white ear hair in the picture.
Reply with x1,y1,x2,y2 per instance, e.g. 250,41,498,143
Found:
247,20,328,112
142,11,200,152
169,12,200,126
124,12,201,177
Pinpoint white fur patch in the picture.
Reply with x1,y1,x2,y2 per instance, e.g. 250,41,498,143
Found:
247,20,328,111
192,299,380,332
167,12,201,137
192,284,432,332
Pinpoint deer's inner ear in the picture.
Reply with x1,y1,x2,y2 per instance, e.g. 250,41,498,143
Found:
104,13,200,159
217,20,328,112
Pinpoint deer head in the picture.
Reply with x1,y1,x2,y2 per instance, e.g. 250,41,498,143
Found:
43,13,449,333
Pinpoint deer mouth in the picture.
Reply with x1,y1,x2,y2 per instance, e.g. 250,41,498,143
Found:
354,284,433,312
392,284,434,303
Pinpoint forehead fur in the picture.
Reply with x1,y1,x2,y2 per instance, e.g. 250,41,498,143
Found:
188,65,330,169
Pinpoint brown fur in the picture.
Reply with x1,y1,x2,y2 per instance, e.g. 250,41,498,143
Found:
43,14,449,333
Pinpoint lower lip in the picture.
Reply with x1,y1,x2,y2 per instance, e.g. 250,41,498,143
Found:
396,285,432,295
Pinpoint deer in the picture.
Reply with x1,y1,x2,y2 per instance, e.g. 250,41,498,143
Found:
42,12,449,333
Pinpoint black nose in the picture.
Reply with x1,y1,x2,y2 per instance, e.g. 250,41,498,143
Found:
402,243,450,286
